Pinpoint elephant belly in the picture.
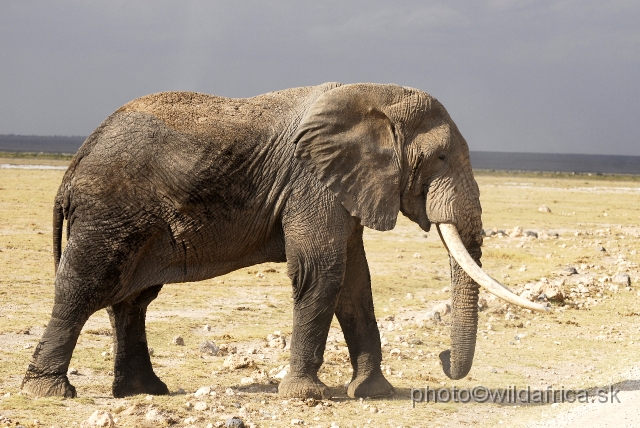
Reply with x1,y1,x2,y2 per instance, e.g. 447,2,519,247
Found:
127,221,287,291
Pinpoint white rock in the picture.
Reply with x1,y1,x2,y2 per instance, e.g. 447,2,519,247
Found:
223,355,253,370
218,344,237,355
291,418,304,425
432,302,451,317
406,293,414,299
538,205,552,213
80,410,114,428
268,336,286,349
194,401,208,411
200,341,220,356
145,408,166,422
389,348,401,357
203,324,211,331
509,226,523,238
240,377,255,385
274,365,289,379
519,290,537,302
194,386,211,397
613,273,631,286
413,253,421,259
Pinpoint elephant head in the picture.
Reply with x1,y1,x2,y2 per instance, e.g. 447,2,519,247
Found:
294,83,547,380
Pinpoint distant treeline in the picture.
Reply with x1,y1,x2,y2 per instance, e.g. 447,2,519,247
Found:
1,134,639,175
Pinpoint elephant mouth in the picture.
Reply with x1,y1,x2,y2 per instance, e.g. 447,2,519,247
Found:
436,223,549,312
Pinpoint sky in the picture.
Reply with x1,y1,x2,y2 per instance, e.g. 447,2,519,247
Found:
0,1,638,155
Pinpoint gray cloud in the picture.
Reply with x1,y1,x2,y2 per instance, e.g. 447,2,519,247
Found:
0,0,638,155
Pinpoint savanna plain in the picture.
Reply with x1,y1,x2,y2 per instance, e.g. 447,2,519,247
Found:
1,155,639,428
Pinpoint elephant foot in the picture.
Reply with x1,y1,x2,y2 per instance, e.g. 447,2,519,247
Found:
112,370,169,398
278,374,332,399
347,371,395,398
21,370,77,398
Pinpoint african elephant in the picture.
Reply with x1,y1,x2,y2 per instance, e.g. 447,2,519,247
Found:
21,82,546,400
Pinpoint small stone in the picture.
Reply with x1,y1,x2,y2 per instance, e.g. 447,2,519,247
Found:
200,341,220,356
560,267,578,276
195,386,212,397
525,231,538,238
543,286,564,302
226,418,245,428
504,312,519,321
408,338,422,345
596,245,606,252
406,293,414,299
519,290,537,302
538,205,551,213
218,343,238,355
613,273,631,286
240,377,254,385
185,416,199,424
291,419,304,425
224,355,253,370
80,410,114,428
509,226,523,238
267,336,286,349
424,311,441,322
23,344,32,349
145,408,166,423
413,253,421,259
194,401,208,411
274,365,289,379
204,324,211,331
432,302,451,317
172,335,185,346
478,297,488,310
389,348,401,357
68,367,78,375
148,347,154,356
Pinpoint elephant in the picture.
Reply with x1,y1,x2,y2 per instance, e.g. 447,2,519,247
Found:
21,82,546,400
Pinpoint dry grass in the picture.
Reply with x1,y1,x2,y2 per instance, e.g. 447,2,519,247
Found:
0,159,639,427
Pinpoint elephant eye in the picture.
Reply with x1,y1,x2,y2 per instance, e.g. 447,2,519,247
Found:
438,154,447,161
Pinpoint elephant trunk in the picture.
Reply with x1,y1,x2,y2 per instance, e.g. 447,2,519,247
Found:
439,253,479,380
435,223,548,380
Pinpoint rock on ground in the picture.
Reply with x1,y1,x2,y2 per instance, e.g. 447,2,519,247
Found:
80,411,114,428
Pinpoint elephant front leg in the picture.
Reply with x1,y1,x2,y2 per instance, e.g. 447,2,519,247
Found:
335,230,395,398
278,266,341,400
107,284,168,398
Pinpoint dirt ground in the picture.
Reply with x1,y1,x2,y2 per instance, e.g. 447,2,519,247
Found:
1,158,639,427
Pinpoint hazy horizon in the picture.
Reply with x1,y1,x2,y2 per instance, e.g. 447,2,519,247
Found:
1,1,639,156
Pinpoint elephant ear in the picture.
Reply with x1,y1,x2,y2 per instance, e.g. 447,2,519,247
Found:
294,84,407,231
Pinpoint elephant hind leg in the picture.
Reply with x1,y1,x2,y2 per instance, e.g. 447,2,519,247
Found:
21,314,85,398
108,284,168,398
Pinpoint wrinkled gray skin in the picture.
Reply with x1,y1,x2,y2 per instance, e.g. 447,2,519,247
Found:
22,83,482,399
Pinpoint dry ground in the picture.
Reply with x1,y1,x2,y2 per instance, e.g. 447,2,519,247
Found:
1,157,639,428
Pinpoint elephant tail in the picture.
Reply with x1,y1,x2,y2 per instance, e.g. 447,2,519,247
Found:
53,191,64,273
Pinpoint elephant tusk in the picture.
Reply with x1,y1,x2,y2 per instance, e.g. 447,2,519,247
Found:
437,223,549,312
